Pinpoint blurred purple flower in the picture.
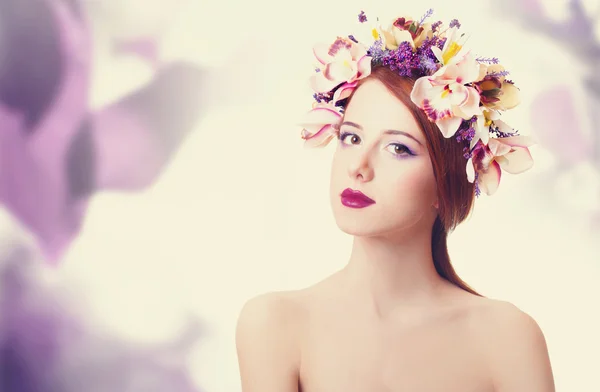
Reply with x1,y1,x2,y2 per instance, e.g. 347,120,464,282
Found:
0,0,208,264
491,0,600,162
491,0,600,223
492,0,600,59
529,85,593,165
0,244,204,392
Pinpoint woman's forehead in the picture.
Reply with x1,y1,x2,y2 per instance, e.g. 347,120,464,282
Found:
343,79,421,135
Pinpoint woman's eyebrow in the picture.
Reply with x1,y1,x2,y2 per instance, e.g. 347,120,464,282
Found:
382,130,423,146
340,121,422,146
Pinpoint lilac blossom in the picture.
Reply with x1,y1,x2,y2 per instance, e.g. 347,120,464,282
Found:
358,10,367,23
419,9,434,25
449,19,461,29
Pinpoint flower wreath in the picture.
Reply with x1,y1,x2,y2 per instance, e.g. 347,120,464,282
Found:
299,9,535,196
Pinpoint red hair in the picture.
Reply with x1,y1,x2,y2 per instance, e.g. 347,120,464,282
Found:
345,66,481,296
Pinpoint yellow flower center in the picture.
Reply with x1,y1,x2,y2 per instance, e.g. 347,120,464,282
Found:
443,42,462,64
441,85,452,99
485,119,492,127
372,28,380,40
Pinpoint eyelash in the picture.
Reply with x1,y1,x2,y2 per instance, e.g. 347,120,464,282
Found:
338,131,415,158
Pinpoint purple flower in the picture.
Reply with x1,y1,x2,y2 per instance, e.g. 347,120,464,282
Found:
358,11,367,23
381,42,421,77
419,9,434,25
476,56,500,64
488,70,510,78
455,118,477,143
474,173,481,197
462,146,472,160
456,126,476,143
449,19,461,28
414,36,444,75
419,56,438,73
367,39,385,63
313,92,332,103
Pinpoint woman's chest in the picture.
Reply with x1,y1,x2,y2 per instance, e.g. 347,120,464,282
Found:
298,313,493,392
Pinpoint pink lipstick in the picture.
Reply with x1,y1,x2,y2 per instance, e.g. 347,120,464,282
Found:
340,188,375,208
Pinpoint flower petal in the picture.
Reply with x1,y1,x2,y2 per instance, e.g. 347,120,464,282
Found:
485,64,507,82
393,27,415,48
436,116,464,138
486,109,500,120
383,29,398,49
356,55,372,79
299,104,341,148
470,115,488,148
309,71,341,93
299,105,341,131
448,84,469,107
496,147,534,174
302,125,337,148
431,46,444,64
494,134,536,149
441,27,458,51
466,157,476,183
488,138,512,156
497,82,520,110
414,23,433,47
479,161,501,195
412,81,456,122
332,81,357,103
313,43,333,65
454,52,481,83
410,76,432,107
453,86,481,119
325,61,357,83
475,63,488,82
349,42,368,60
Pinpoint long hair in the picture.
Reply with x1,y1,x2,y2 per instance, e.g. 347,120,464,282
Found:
344,66,481,296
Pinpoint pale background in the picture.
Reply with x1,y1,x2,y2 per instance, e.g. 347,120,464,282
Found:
0,0,599,391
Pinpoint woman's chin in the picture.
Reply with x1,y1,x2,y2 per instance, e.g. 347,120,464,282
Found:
332,215,381,238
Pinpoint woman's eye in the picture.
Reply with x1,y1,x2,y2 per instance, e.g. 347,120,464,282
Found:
386,143,413,156
340,132,361,145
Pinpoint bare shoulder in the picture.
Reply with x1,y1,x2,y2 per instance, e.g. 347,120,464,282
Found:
236,290,307,392
236,275,335,339
466,298,537,328
237,290,305,329
236,290,307,354
468,298,555,392
469,299,548,346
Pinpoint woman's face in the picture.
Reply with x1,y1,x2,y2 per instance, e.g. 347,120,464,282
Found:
329,78,439,239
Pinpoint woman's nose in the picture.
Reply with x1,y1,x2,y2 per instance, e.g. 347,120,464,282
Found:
348,150,374,182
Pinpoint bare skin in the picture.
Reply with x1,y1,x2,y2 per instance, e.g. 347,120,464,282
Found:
237,271,554,392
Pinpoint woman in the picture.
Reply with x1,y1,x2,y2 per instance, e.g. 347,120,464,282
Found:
236,10,555,392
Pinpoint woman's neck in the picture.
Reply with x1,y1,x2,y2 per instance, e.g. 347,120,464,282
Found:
340,230,452,319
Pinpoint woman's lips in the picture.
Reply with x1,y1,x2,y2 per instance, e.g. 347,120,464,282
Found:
340,188,375,209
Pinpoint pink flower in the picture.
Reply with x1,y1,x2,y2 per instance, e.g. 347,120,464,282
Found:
299,102,342,148
410,52,482,137
310,37,372,94
467,136,535,195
